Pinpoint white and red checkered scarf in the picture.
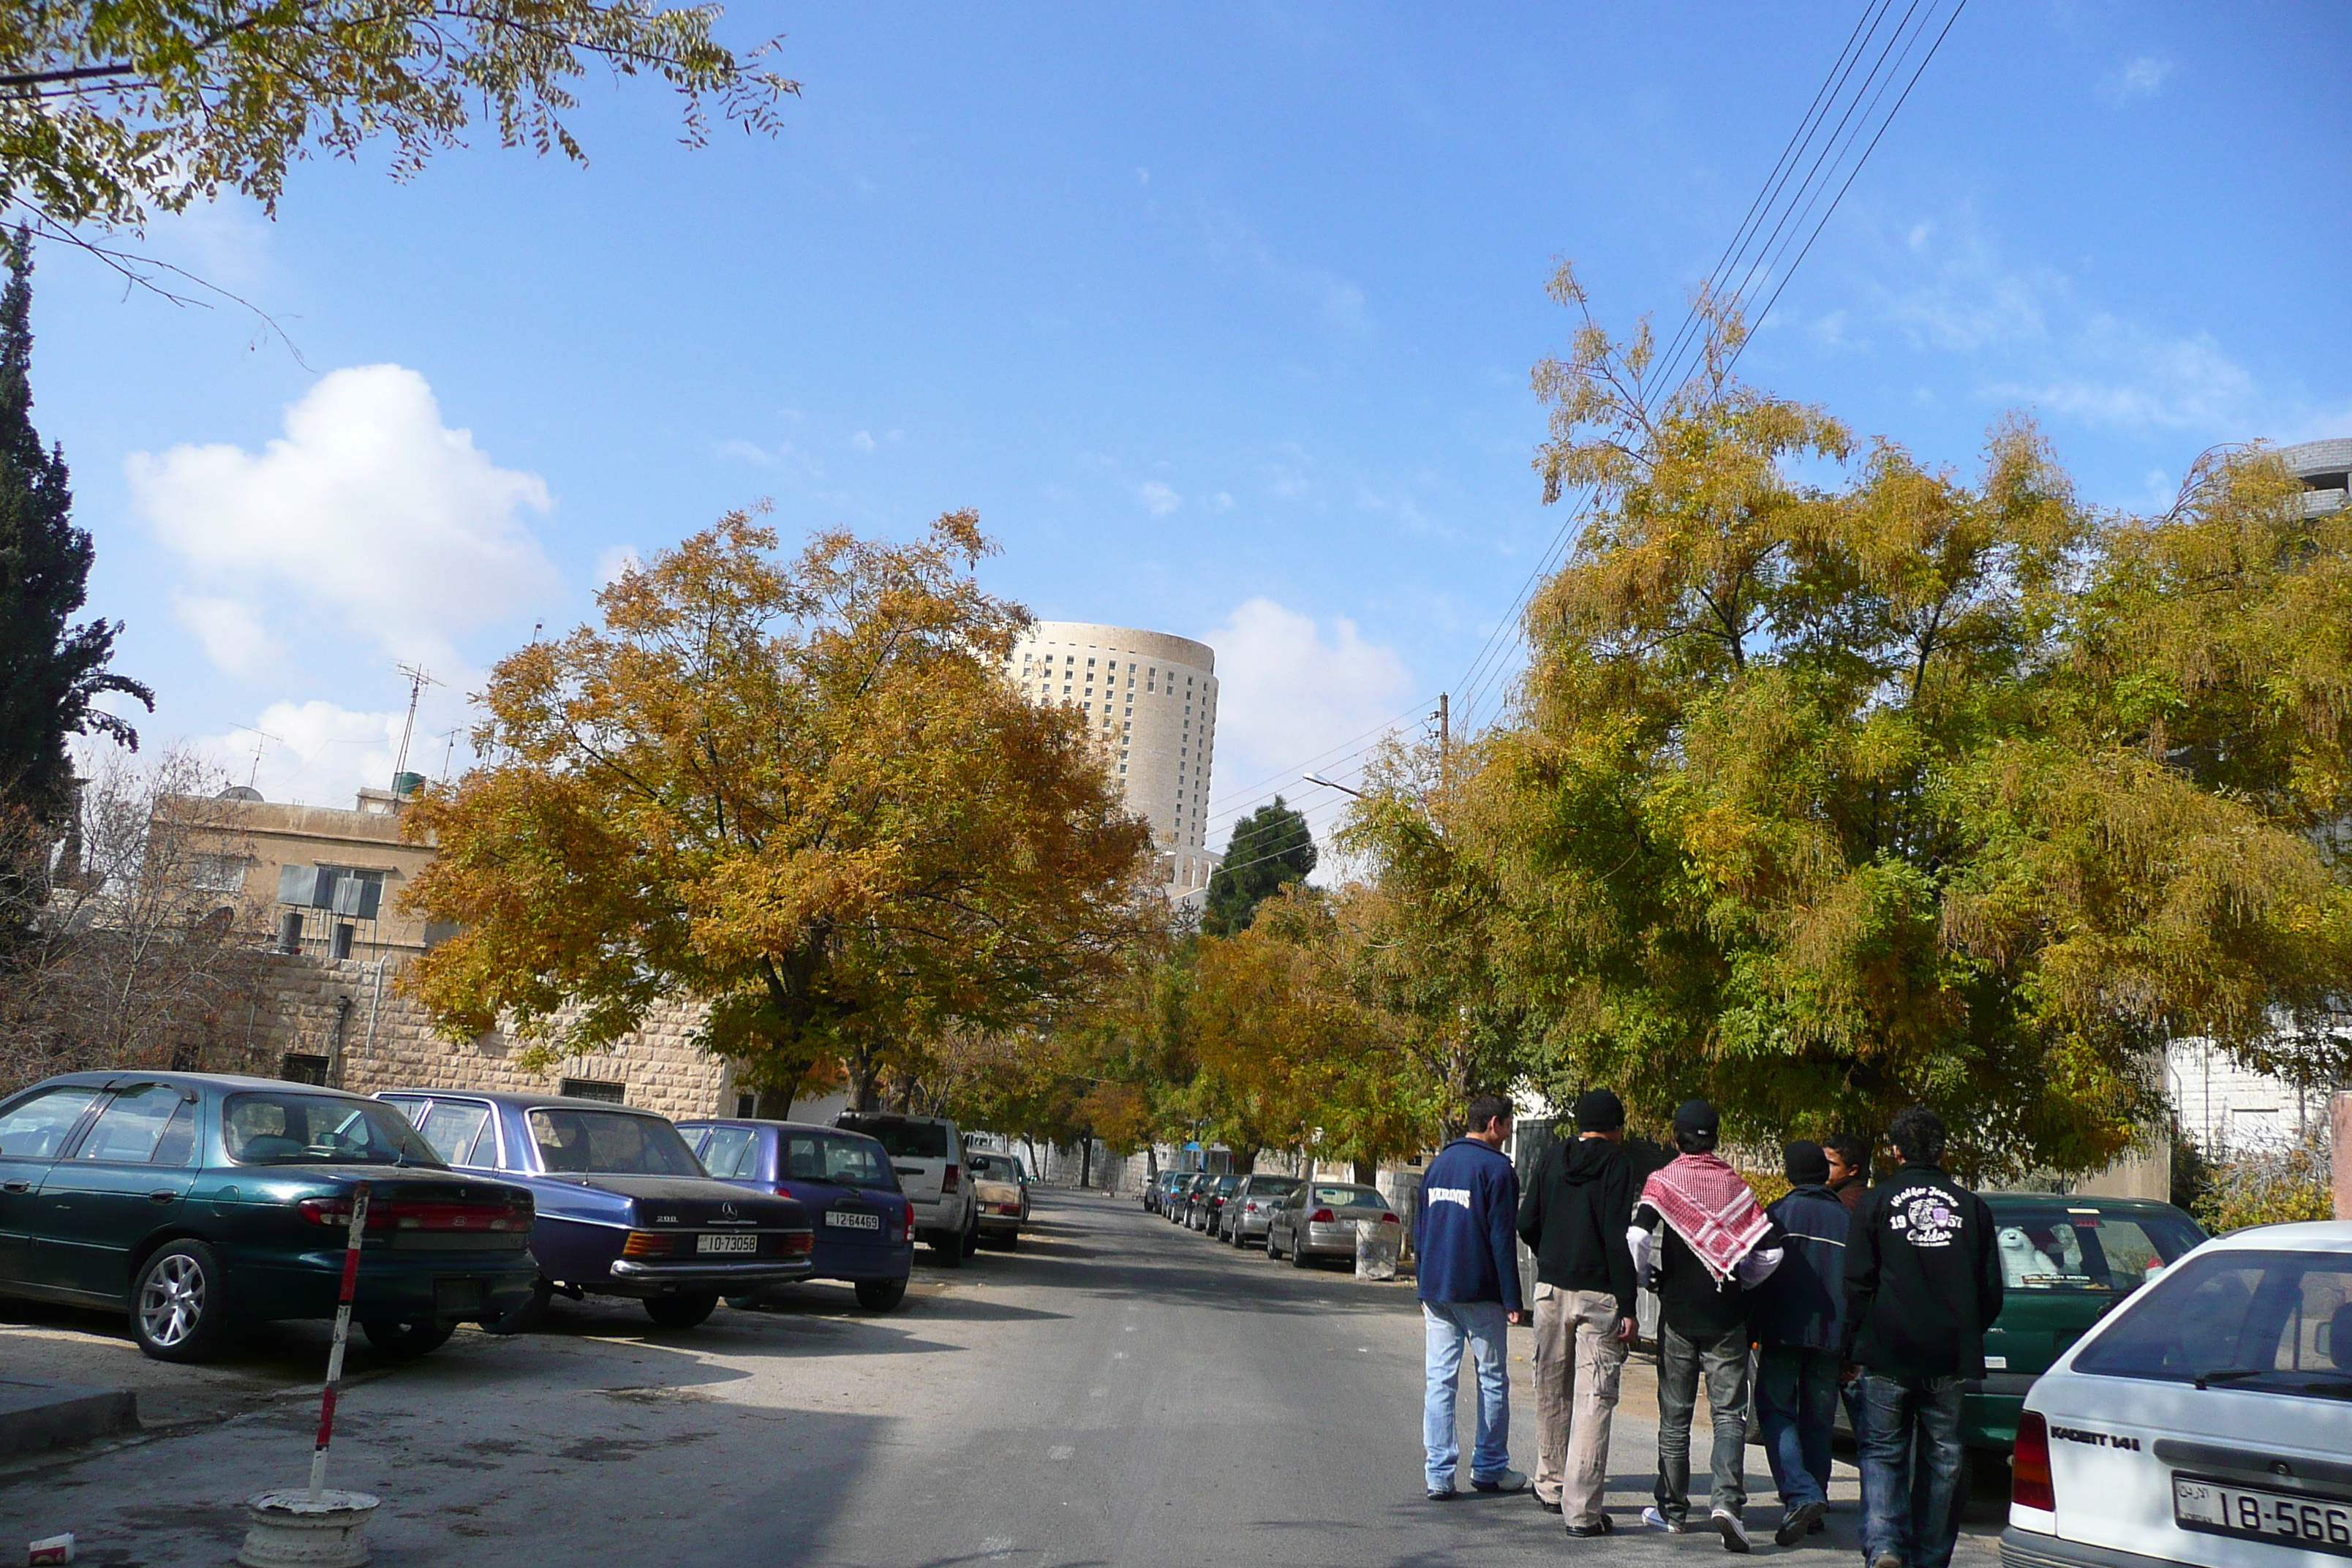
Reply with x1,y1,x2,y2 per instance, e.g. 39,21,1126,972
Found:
1639,1152,1773,1283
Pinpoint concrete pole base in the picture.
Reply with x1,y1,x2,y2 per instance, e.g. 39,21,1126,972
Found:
237,1490,380,1568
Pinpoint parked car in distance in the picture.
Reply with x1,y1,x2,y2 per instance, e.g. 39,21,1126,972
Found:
1145,1170,1183,1215
0,1071,538,1362
968,1152,1029,1250
676,1119,915,1312
1266,1182,1401,1268
835,1112,979,1267
2002,1219,2352,1568
1218,1175,1302,1248
1191,1172,1242,1233
1169,1173,1208,1226
377,1090,812,1332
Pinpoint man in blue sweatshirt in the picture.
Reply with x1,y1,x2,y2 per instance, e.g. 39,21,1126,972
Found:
1416,1093,1528,1501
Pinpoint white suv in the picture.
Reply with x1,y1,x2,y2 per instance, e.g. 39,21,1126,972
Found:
2004,1219,2352,1568
834,1112,979,1267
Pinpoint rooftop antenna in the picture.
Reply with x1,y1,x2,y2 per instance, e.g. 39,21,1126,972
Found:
231,725,284,790
390,663,441,788
438,727,460,783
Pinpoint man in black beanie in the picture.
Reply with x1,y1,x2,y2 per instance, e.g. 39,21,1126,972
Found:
1516,1088,1638,1534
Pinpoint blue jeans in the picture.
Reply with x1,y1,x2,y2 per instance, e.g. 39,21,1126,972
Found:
1422,1301,1512,1490
1858,1373,1965,1568
1757,1347,1839,1509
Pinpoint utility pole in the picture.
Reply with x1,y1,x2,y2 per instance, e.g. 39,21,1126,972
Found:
1437,693,1450,794
390,663,440,790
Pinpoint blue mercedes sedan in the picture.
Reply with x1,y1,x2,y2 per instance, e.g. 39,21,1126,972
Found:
676,1119,916,1312
375,1090,813,1331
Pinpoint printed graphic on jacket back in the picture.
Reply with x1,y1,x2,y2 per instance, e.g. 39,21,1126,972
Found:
1887,1184,1961,1248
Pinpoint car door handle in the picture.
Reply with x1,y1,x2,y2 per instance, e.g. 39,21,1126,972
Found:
147,1189,179,1204
1,1181,27,1194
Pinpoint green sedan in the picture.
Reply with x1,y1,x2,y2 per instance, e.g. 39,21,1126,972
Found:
0,1071,540,1362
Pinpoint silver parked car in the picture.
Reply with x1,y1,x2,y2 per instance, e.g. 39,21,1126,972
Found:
1265,1181,1401,1267
1218,1175,1301,1247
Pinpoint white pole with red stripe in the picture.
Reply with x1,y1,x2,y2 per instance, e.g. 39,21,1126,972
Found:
310,1180,369,1499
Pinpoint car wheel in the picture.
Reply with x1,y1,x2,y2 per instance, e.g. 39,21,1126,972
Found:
930,1230,965,1269
1265,1228,1282,1260
962,1211,982,1259
1290,1235,1312,1268
479,1278,552,1336
1000,1231,1019,1251
129,1240,233,1362
855,1276,909,1311
360,1317,456,1357
643,1292,720,1330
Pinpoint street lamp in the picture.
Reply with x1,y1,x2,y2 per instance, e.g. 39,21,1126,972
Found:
1302,772,1365,799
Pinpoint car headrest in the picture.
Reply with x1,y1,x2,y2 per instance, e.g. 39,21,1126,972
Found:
2329,1300,2352,1371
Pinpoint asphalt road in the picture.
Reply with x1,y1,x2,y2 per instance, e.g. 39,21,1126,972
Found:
0,1189,2006,1567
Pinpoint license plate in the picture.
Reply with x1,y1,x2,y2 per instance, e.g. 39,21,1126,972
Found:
825,1210,881,1231
2176,1475,2352,1556
696,1233,758,1254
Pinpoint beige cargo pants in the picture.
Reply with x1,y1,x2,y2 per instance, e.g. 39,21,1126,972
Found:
1531,1284,1629,1526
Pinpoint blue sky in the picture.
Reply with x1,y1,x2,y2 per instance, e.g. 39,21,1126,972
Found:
31,1,2351,859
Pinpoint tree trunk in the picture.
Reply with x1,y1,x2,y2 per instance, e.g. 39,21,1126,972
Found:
1352,1157,1375,1185
1079,1137,1093,1188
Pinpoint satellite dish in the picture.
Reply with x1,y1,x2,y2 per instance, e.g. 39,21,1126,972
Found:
216,785,263,802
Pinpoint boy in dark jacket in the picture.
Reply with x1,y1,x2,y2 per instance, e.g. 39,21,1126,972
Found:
1753,1142,1850,1546
1843,1107,2003,1568
1516,1088,1638,1534
1415,1093,1527,1501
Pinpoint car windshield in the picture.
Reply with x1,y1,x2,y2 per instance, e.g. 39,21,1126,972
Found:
1313,1186,1387,1210
840,1117,949,1160
2071,1247,2352,1395
1989,1205,2204,1292
693,1125,762,1180
225,1093,444,1166
529,1108,703,1176
785,1132,897,1190
1212,1175,1241,1194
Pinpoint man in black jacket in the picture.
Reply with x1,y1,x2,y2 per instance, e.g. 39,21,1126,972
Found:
1515,1088,1638,1535
1842,1107,2003,1568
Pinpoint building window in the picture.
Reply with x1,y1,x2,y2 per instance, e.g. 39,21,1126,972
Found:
192,854,247,894
281,1053,330,1085
559,1077,627,1104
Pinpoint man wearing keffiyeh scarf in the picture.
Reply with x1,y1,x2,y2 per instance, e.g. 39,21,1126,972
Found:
1627,1101,1785,1553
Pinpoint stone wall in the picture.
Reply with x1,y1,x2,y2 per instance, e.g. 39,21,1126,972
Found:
222,950,738,1120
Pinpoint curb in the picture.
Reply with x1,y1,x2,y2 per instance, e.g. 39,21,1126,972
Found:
0,1376,139,1459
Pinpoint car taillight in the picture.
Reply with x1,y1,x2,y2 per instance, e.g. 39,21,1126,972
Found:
2012,1411,2055,1512
1381,1213,1399,1224
1311,1208,1336,1224
903,1207,916,1243
300,1197,532,1232
782,1230,813,1257
622,1230,682,1257
941,1164,960,1193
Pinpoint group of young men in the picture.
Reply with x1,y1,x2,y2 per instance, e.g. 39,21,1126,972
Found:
1413,1091,2004,1568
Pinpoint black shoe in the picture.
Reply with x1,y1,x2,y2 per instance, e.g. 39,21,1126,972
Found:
1809,1518,1827,1535
1776,1501,1827,1548
1427,1486,1458,1502
1537,1498,1563,1514
1568,1515,1617,1538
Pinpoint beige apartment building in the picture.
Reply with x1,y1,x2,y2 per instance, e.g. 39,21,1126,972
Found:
183,784,446,962
1007,620,1222,904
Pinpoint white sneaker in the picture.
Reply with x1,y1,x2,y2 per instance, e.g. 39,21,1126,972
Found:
1643,1507,1691,1534
1711,1509,1751,1553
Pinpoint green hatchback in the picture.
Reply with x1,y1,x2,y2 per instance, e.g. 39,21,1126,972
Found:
0,1071,540,1362
1967,1192,2206,1449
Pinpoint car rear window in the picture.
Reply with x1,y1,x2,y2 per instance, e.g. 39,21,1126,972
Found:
412,1101,492,1166
225,1093,445,1166
841,1118,949,1160
696,1125,762,1180
1991,1206,2203,1292
2071,1247,2352,1398
1247,1177,1300,1197
1313,1186,1387,1209
785,1134,897,1190
1212,1175,1241,1194
529,1108,702,1176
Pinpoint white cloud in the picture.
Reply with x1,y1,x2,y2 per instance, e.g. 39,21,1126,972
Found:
202,700,401,808
851,430,875,453
1139,480,1181,517
2097,55,2175,105
594,545,643,587
129,364,556,675
1986,315,2259,433
1203,598,1416,862
718,438,779,467
171,592,282,679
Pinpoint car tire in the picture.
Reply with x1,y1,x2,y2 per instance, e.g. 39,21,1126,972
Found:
1000,1231,1019,1251
129,1239,233,1362
962,1211,982,1259
479,1278,552,1336
1290,1235,1312,1268
930,1230,965,1269
360,1317,456,1357
1265,1228,1282,1260
642,1292,720,1330
855,1276,909,1312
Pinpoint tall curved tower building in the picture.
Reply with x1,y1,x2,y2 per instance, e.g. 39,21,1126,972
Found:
1008,621,1221,903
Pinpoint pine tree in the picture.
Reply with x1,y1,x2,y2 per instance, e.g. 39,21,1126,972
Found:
1202,796,1316,936
0,227,151,826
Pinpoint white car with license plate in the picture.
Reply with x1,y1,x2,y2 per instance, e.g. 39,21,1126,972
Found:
2002,1219,2352,1568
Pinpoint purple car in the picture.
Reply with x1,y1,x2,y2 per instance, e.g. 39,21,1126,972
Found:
676,1119,916,1313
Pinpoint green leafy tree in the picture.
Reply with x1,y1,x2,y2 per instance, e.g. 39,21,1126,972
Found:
1202,795,1315,935
1458,264,2352,1179
0,230,150,838
0,1,796,244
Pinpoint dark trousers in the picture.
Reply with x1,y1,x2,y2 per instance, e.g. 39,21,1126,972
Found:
1656,1322,1749,1523
1757,1346,1839,1509
1857,1373,1965,1568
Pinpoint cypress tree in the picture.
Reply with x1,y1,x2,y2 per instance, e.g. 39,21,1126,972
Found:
1202,796,1316,935
0,227,151,825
